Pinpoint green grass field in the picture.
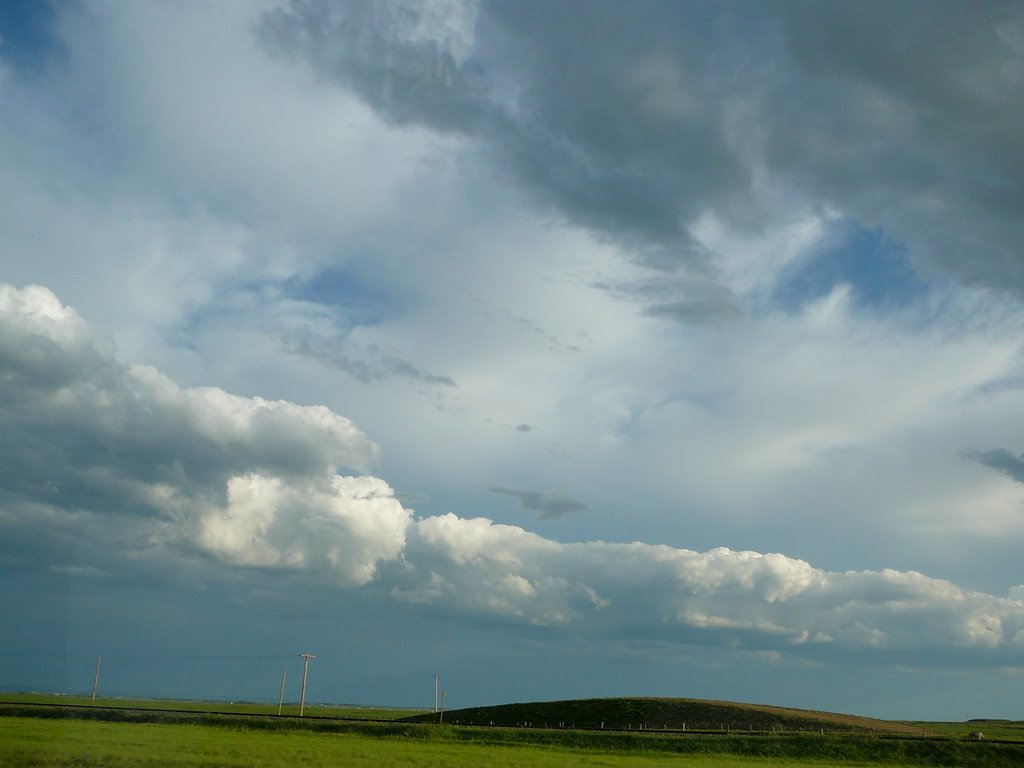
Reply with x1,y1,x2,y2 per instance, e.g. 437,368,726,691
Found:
0,716,912,768
3,694,1024,767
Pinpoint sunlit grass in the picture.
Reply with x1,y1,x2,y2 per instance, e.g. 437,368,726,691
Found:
0,717,909,768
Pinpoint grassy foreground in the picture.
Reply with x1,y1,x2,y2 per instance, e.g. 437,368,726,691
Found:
3,706,1024,768
0,716,912,768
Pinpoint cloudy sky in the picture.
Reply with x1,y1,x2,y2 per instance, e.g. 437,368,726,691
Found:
2,0,1024,720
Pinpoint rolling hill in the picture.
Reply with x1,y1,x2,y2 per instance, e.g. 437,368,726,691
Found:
402,697,933,735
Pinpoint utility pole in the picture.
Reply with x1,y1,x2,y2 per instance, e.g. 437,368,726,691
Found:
91,656,101,703
278,668,287,716
433,674,439,713
439,690,447,724
298,653,315,717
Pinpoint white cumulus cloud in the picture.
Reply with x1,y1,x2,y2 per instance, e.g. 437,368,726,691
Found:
385,512,1024,660
198,473,410,585
3,281,1024,667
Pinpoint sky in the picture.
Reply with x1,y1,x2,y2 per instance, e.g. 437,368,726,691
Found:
2,0,1024,721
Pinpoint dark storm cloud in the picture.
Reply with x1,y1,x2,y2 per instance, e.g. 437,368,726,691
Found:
260,0,1024,303
490,486,587,519
770,0,1024,292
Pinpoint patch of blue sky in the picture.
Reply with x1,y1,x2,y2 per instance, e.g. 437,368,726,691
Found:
158,264,406,356
0,0,66,74
283,262,403,328
159,283,273,353
772,221,931,314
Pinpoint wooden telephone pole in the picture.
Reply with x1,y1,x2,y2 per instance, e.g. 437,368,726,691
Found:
91,656,101,702
298,653,315,717
277,668,287,715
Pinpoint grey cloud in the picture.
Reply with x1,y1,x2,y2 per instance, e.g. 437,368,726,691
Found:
284,334,456,387
596,275,742,325
260,0,1024,303
490,486,587,520
505,312,581,353
963,447,1024,484
642,300,740,325
49,564,110,580
478,1,752,237
258,0,745,322
259,0,485,133
515,424,532,432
